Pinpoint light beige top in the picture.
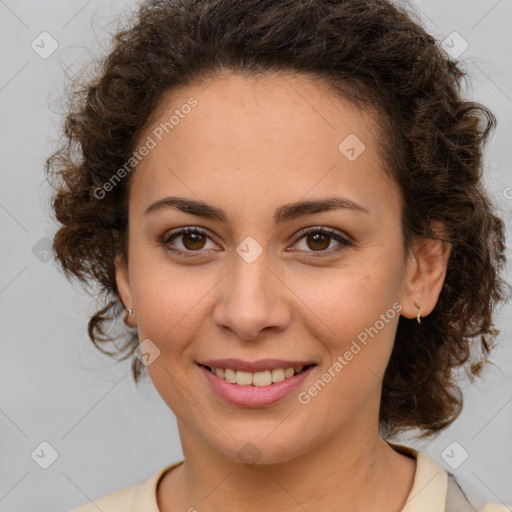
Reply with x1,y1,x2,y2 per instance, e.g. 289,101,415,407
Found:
69,442,507,512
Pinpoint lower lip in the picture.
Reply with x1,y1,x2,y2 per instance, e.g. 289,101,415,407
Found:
198,364,316,407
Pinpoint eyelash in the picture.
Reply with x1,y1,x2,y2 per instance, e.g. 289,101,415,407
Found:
160,226,352,259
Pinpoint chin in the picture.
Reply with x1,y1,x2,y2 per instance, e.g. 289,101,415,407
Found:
208,432,309,467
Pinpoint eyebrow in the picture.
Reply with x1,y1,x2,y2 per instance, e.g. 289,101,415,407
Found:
144,195,370,224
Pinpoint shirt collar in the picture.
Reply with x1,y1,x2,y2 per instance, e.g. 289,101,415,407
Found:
387,441,448,512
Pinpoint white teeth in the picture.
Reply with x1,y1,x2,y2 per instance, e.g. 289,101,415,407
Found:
207,365,308,386
271,368,285,382
224,368,236,383
236,371,253,386
253,370,272,386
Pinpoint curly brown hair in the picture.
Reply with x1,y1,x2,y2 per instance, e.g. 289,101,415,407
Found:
46,0,509,440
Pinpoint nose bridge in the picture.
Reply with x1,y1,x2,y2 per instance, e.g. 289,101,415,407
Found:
213,244,290,339
233,243,273,298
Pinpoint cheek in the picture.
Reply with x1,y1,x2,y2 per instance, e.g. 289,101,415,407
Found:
292,261,400,335
288,261,403,391
134,280,200,344
129,252,220,352
299,275,399,408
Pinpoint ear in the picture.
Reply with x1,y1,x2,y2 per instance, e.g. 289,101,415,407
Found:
400,222,452,321
115,254,136,328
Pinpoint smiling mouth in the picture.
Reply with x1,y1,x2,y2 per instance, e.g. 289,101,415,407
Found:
199,363,316,387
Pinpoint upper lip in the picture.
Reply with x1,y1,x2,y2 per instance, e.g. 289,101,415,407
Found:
197,358,317,373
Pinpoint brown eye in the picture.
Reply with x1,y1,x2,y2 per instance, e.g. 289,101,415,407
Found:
305,232,331,251
179,231,207,250
162,227,218,257
292,227,352,258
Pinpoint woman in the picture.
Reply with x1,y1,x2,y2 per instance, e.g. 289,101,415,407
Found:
47,0,509,510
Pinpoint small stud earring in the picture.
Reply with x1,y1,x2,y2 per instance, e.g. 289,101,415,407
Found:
414,301,421,324
127,308,133,316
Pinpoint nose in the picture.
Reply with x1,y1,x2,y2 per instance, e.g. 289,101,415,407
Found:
212,250,292,341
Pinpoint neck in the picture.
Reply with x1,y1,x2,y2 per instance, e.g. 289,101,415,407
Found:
158,417,416,512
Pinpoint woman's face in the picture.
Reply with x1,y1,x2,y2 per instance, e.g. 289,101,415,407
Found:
116,72,434,464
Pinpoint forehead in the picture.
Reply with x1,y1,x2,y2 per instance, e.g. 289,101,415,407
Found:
145,71,379,157
129,72,399,222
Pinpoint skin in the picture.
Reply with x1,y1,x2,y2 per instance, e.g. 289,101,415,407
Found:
115,72,451,512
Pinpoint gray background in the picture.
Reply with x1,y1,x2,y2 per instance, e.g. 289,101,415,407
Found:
0,1,511,511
